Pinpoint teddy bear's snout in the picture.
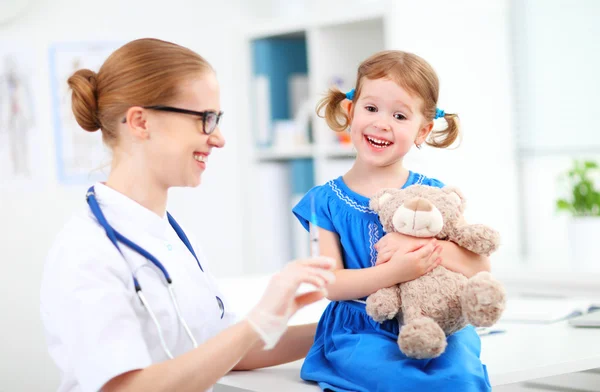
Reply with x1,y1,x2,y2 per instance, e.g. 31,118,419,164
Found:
392,198,444,237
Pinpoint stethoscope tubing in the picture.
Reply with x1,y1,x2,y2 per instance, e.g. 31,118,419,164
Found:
85,186,223,358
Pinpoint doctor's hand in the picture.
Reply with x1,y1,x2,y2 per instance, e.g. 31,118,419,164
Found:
246,256,336,350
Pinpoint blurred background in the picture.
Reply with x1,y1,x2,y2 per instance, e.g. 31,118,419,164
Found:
1,0,599,390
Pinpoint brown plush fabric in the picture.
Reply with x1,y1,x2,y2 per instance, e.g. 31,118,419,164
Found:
365,185,506,359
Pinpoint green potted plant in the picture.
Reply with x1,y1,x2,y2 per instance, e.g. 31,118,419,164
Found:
556,159,600,271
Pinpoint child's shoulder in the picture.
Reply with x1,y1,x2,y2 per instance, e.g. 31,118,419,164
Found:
303,172,446,202
298,175,373,213
292,176,349,232
407,171,445,189
303,176,344,197
307,179,334,193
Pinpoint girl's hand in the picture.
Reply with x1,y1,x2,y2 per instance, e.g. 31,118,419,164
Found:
374,232,433,266
389,239,442,282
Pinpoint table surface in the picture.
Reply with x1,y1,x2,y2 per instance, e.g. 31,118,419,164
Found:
216,275,600,391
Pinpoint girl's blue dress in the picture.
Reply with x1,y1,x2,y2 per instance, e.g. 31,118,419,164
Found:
292,171,492,392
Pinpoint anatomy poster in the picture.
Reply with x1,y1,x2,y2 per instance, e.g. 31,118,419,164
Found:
49,41,122,184
0,45,40,189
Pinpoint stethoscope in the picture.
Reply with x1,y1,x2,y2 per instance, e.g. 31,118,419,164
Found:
86,186,224,359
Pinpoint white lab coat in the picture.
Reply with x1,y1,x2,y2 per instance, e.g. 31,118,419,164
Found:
40,183,237,392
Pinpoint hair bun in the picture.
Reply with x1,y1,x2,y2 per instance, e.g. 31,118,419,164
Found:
67,69,101,132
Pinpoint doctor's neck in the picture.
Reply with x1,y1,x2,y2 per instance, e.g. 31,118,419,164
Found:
105,159,168,218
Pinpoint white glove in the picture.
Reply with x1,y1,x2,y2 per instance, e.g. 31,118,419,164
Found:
246,257,336,350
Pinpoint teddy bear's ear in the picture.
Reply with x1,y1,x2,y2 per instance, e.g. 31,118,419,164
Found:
443,186,466,212
369,189,397,212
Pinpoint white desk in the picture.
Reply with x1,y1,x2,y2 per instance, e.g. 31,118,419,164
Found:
216,275,600,391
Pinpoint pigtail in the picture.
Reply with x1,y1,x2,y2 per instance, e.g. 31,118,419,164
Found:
426,113,462,149
316,88,350,133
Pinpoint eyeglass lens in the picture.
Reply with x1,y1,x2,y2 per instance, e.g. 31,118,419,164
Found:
204,112,220,134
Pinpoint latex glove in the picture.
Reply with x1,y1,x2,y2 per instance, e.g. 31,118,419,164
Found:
246,256,336,350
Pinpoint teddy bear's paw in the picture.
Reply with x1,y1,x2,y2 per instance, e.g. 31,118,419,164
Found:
398,317,447,359
461,272,507,327
465,226,501,256
366,288,401,323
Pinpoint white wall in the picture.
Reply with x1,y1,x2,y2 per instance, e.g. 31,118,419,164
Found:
0,0,251,390
513,0,600,268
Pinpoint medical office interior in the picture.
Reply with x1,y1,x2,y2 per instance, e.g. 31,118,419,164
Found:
1,0,599,391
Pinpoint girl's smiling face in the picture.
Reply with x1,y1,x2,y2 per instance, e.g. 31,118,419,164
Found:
348,77,433,167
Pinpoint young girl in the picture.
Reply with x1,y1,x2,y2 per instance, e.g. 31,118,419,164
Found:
292,50,492,392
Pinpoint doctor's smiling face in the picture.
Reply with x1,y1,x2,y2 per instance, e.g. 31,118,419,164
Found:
68,38,225,195
124,72,225,189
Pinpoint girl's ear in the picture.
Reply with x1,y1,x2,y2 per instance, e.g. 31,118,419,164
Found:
369,189,398,212
443,186,466,212
415,120,433,146
341,99,353,121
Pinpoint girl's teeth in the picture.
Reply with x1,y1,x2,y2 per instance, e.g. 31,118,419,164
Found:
194,154,206,162
367,136,391,147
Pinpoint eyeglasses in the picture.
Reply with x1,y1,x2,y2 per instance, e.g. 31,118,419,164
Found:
121,105,224,135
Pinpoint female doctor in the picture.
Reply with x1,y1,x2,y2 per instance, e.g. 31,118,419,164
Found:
40,38,336,392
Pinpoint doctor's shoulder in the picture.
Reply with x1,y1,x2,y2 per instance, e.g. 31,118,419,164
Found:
42,209,133,287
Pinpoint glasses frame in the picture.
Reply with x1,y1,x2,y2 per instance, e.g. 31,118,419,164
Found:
121,105,224,135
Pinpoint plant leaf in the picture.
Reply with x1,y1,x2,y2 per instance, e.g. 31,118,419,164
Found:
556,199,571,211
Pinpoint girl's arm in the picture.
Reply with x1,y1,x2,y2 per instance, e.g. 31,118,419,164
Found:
317,228,442,302
437,241,491,277
233,323,318,370
375,233,491,278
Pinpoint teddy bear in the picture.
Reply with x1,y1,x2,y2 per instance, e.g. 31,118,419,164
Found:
365,184,506,359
